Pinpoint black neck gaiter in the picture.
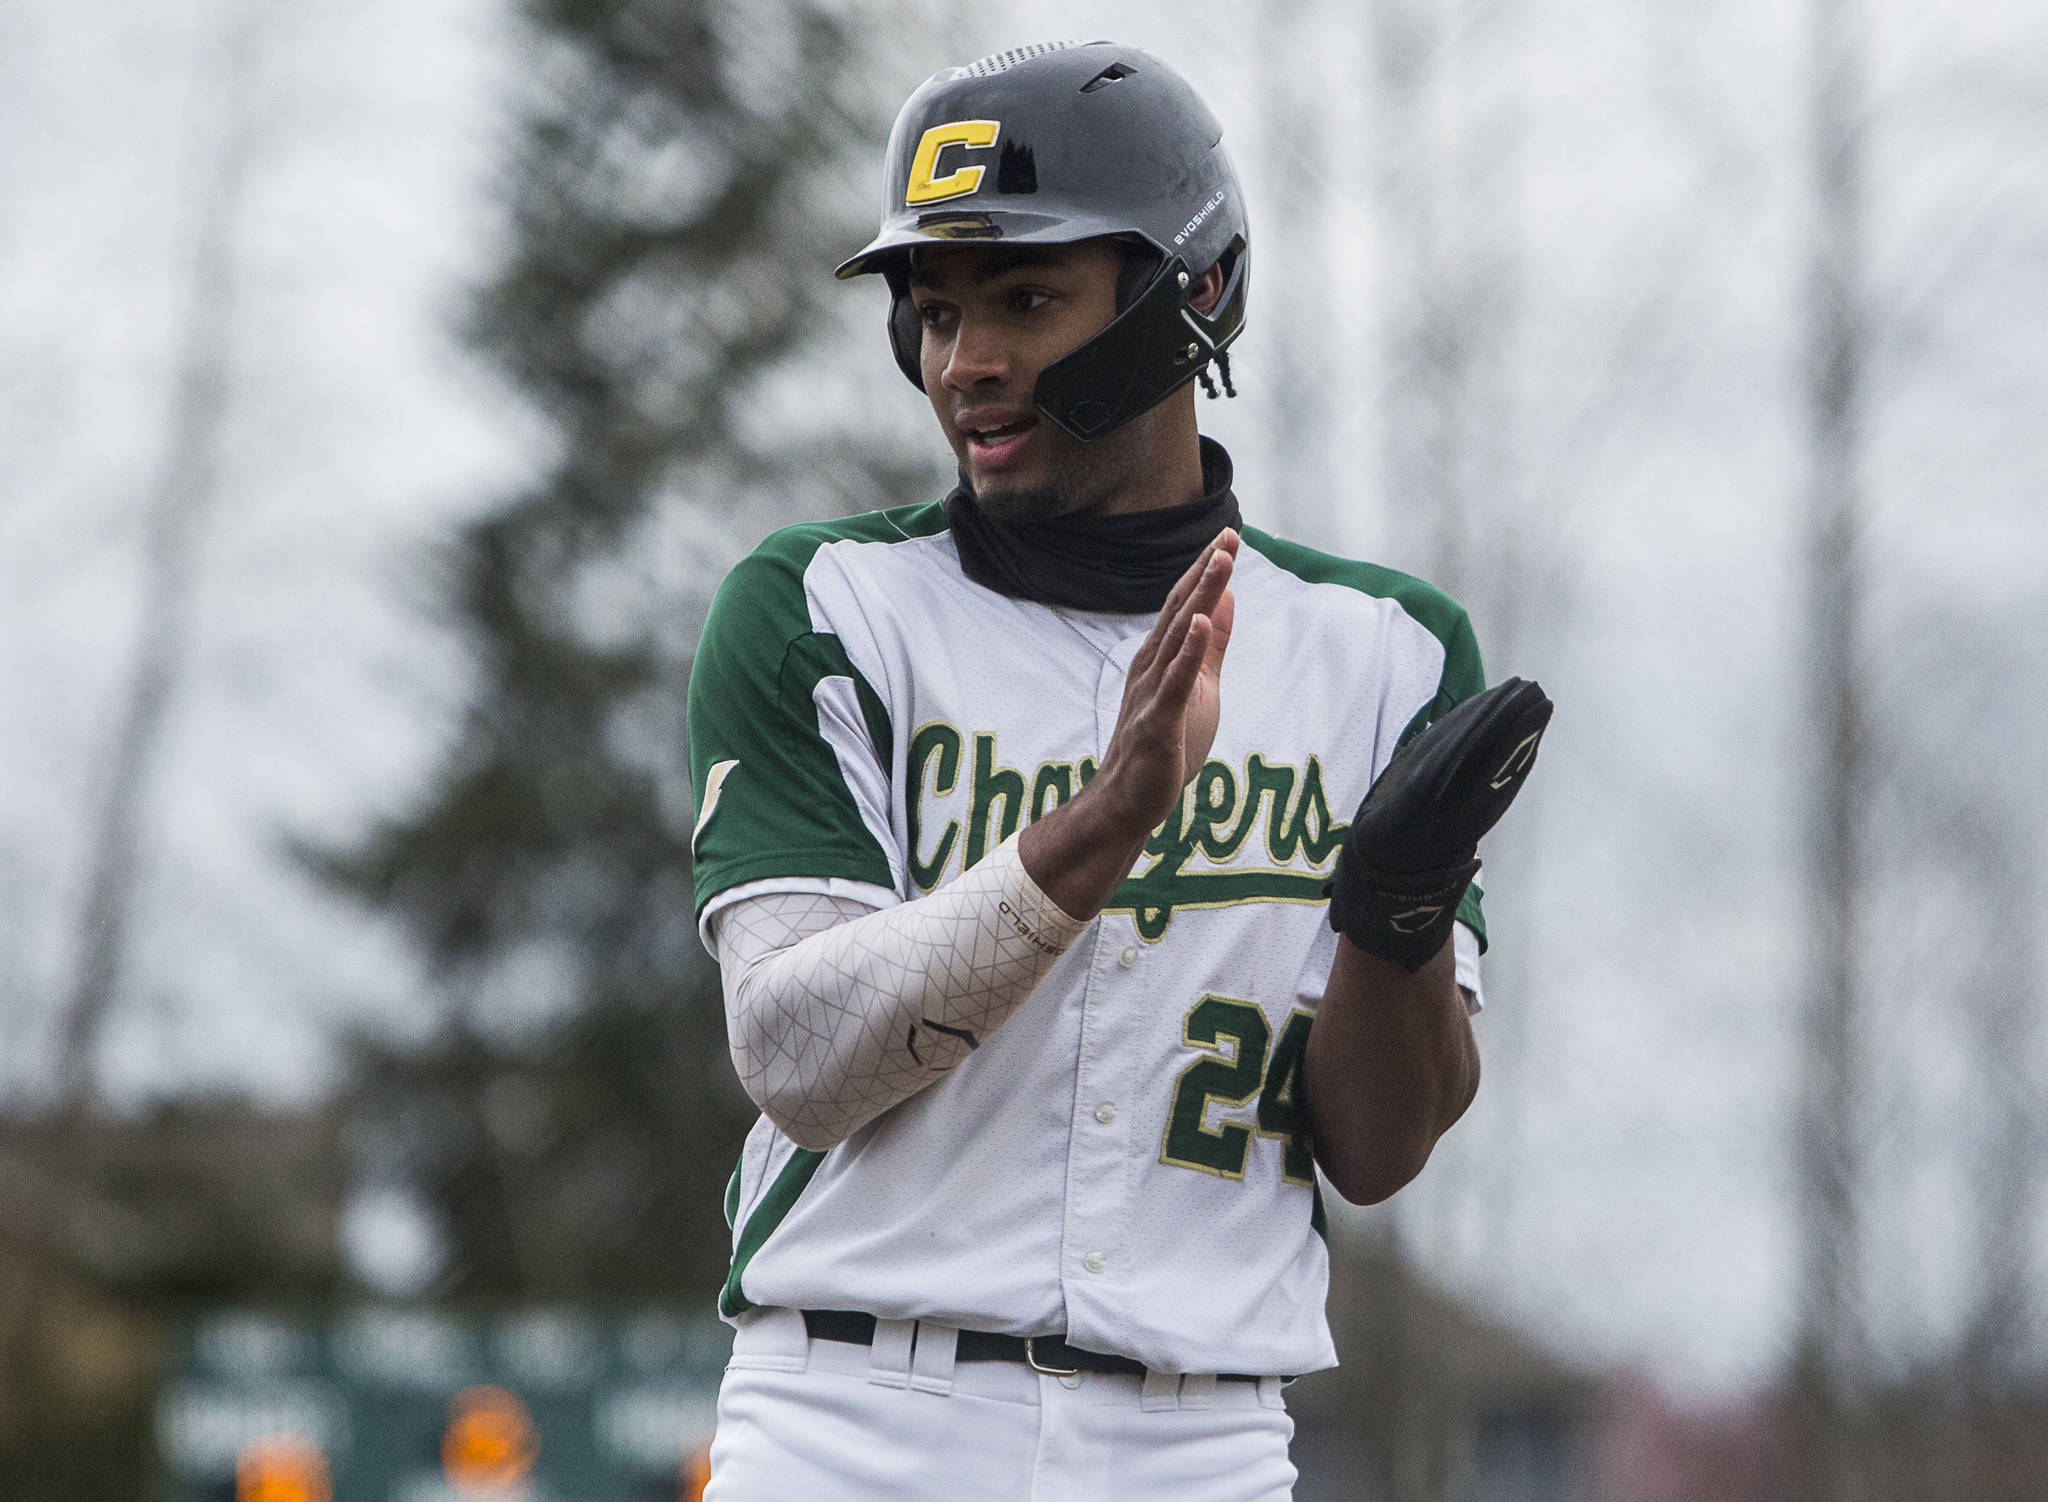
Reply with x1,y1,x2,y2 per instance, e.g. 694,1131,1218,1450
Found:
946,437,1243,613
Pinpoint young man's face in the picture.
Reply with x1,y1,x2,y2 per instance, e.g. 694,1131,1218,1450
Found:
908,239,1140,524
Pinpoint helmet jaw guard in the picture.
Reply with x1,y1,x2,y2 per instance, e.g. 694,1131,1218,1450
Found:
1034,237,1247,441
846,42,1249,442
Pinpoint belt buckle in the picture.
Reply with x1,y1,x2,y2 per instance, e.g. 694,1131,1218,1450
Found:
1024,1337,1080,1377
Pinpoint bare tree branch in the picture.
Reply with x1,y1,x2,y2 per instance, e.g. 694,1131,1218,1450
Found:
55,0,268,1109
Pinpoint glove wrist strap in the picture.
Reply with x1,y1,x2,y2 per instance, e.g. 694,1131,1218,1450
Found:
1326,855,1479,973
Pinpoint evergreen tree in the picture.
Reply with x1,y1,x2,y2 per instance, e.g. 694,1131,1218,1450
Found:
321,0,937,1303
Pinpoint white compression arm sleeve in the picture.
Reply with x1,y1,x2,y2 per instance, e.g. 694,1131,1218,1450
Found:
711,833,1089,1151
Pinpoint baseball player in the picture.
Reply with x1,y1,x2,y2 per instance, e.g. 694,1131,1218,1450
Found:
687,41,1550,1501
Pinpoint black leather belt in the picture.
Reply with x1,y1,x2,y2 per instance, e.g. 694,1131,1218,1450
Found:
801,1309,1276,1383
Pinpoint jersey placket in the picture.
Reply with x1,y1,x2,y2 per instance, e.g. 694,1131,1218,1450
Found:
1055,628,1148,1353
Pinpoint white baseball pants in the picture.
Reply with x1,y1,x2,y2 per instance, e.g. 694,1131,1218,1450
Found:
704,1307,1296,1501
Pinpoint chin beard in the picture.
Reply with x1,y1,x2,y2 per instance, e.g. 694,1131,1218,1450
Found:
961,435,1134,526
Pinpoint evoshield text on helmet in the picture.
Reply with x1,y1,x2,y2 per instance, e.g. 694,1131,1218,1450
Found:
836,41,1250,443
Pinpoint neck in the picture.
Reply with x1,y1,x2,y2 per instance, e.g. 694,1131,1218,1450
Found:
945,435,1240,614
1095,397,1204,516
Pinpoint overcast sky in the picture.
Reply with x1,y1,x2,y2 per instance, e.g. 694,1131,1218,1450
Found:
2,0,2043,1401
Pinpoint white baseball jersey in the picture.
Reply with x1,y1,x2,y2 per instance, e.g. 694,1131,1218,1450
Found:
687,488,1487,1379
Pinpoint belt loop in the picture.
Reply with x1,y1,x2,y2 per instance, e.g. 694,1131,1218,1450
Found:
733,1306,809,1373
1257,1375,1285,1410
868,1317,916,1388
908,1321,958,1395
1177,1372,1218,1410
1140,1368,1179,1413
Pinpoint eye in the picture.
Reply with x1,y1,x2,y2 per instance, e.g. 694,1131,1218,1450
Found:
1009,287,1054,314
915,298,955,331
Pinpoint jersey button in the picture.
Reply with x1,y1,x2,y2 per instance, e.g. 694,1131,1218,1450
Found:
1118,946,1139,969
1094,1101,1117,1124
1083,1251,1107,1274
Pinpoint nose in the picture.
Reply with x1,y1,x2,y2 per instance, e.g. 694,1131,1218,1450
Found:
940,311,1008,391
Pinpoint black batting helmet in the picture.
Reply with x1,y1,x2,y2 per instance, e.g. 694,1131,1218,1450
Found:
837,41,1249,443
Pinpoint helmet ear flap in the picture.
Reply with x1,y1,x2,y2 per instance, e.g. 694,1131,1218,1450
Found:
884,265,925,391
1114,242,1162,312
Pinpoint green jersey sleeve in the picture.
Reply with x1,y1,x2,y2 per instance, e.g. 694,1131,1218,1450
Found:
686,535,898,919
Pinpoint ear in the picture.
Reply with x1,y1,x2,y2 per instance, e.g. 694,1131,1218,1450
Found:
1189,261,1226,315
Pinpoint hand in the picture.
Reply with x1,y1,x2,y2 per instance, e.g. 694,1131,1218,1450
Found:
1095,528,1238,835
1018,529,1238,919
1326,677,1553,970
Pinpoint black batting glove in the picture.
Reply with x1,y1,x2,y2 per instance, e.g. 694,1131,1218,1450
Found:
1327,677,1553,971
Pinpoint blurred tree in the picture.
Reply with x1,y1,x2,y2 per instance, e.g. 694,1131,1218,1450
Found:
0,1103,342,1502
1793,0,1871,1495
317,0,930,1304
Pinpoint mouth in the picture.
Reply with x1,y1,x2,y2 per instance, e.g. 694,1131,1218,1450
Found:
960,412,1038,470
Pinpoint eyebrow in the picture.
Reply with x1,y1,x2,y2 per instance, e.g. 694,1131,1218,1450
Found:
907,246,1065,289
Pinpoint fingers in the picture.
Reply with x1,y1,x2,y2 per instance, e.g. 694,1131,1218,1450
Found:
1155,613,1212,708
1132,532,1237,682
1205,579,1236,670
1095,530,1239,829
1157,526,1239,622
1133,530,1238,672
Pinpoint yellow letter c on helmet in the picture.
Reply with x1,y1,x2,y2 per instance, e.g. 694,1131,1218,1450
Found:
905,120,1002,206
